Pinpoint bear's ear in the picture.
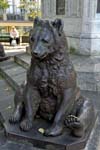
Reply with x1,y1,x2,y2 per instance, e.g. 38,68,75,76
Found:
34,16,41,27
52,19,64,35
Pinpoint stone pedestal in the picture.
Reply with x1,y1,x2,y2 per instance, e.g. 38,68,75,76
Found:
4,117,96,150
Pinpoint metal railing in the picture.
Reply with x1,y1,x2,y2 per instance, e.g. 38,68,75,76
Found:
7,14,25,21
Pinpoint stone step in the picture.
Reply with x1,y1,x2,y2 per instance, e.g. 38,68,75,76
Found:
14,53,31,69
14,52,100,91
0,58,26,90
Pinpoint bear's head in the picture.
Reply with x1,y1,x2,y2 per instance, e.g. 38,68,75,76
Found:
29,17,67,60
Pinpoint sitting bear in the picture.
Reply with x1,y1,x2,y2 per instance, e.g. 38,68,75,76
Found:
9,17,95,137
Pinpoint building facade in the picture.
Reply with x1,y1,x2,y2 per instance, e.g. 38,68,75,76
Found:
0,0,41,33
41,0,100,55
0,0,41,21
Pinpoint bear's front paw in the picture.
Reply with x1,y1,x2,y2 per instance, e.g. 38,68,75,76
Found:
65,115,82,129
20,119,33,131
44,124,63,136
9,112,21,124
65,115,84,137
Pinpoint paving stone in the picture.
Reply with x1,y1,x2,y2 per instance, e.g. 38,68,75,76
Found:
0,78,14,121
0,79,9,87
79,91,100,150
0,141,35,150
0,131,7,146
0,85,14,99
85,118,100,150
81,91,100,112
0,90,13,99
0,95,14,112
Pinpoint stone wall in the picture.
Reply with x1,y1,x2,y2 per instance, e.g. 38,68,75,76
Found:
41,0,100,56
41,0,82,52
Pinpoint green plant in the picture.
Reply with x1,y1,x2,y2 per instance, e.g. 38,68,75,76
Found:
0,0,9,10
19,0,41,19
70,47,76,54
28,9,41,19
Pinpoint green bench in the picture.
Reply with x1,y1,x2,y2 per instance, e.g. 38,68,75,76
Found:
0,33,10,42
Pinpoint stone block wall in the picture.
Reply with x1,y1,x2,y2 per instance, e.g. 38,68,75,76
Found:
41,0,100,56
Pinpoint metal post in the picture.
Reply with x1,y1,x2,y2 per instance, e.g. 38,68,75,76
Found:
12,0,15,19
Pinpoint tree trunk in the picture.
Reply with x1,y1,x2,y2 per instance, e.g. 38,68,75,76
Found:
3,10,7,21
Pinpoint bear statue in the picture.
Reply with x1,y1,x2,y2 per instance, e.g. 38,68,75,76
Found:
9,17,95,137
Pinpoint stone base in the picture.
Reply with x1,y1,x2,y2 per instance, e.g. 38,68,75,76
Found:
3,117,97,150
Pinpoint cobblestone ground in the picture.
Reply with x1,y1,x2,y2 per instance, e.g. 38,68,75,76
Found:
0,130,36,150
0,129,43,150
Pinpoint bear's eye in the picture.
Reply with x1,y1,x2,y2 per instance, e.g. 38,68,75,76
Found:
42,39,48,44
30,36,34,42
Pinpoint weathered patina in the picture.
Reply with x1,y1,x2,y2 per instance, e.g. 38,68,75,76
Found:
9,17,95,137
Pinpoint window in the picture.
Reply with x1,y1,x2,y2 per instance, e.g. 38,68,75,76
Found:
97,0,100,13
56,0,65,15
